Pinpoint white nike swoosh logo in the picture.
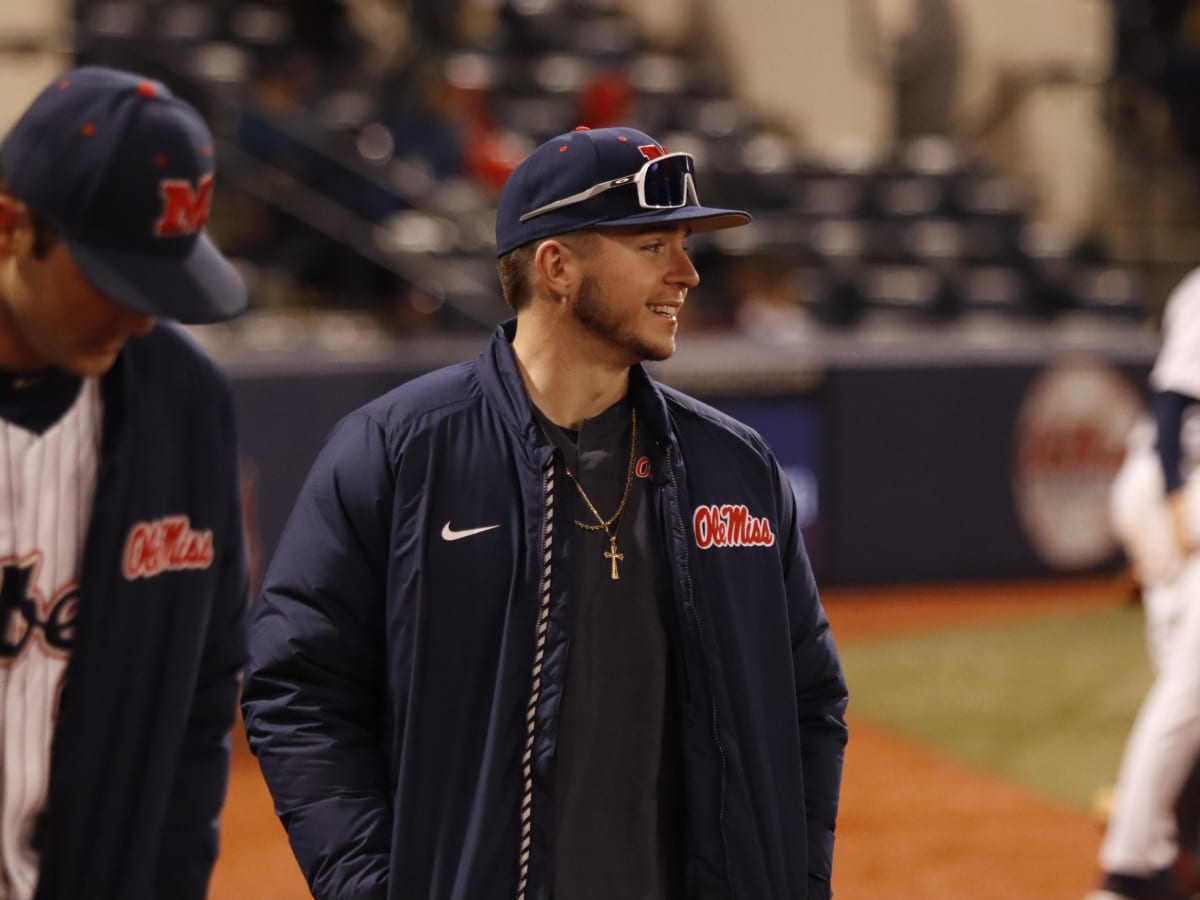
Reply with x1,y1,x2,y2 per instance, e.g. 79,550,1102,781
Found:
441,522,501,541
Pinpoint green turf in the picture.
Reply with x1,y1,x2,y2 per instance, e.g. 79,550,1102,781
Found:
839,601,1155,809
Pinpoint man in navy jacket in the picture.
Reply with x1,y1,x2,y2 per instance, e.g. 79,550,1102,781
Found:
244,126,848,900
0,67,248,899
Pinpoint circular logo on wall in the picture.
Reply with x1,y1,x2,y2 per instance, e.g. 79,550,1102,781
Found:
1012,360,1143,570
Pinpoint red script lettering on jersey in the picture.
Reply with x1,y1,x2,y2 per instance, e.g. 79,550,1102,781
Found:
693,504,776,549
122,515,215,580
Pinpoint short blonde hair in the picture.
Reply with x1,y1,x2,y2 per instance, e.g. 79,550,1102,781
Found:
496,243,537,311
495,231,597,311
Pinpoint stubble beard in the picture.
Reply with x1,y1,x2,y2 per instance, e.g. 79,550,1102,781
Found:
571,275,675,363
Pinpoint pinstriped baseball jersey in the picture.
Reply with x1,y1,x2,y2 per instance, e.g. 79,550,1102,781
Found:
0,376,102,900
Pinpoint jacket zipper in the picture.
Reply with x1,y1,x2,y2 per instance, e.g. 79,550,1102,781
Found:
664,450,734,899
516,456,556,900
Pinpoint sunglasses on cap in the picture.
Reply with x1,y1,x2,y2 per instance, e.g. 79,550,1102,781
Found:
519,151,699,222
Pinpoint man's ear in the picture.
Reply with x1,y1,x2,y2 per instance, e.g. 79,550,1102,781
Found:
532,238,578,301
0,195,32,257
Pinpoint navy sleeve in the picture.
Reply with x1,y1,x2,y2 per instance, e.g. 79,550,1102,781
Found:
155,386,250,900
1153,389,1200,494
774,458,848,900
241,411,395,900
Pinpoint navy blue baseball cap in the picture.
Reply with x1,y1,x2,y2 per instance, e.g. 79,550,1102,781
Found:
495,126,750,256
0,66,246,324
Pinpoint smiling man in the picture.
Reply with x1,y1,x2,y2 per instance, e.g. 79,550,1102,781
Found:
243,125,848,900
0,67,248,900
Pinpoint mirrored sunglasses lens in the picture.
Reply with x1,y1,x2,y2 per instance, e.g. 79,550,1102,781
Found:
642,156,695,208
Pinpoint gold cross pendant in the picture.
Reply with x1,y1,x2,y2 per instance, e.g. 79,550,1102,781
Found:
604,535,624,580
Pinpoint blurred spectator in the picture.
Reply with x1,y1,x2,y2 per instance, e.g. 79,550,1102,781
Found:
382,76,540,208
1111,0,1200,160
341,0,412,73
227,50,327,285
405,0,470,51
383,53,528,195
850,0,964,140
577,69,635,128
1112,0,1191,81
236,49,324,174
381,61,467,178
731,257,817,343
230,49,412,309
291,0,359,63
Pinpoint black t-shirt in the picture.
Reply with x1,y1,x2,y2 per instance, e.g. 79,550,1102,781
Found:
534,398,685,900
0,368,82,433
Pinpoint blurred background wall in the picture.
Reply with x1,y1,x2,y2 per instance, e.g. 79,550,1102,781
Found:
0,1,70,129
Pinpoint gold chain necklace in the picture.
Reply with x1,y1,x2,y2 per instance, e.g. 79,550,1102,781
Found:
562,408,638,580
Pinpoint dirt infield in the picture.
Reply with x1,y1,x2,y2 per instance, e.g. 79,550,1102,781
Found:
211,576,1126,899
211,722,308,898
835,715,1102,900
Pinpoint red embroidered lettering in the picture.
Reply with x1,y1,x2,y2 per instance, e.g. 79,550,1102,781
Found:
122,516,215,580
155,175,214,236
638,144,666,161
635,456,652,479
726,505,748,542
695,506,715,549
691,505,776,550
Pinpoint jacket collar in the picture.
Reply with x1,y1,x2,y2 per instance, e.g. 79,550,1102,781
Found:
481,319,675,452
479,320,546,454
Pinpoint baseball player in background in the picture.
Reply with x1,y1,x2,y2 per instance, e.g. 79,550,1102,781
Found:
0,68,248,899
1095,265,1200,900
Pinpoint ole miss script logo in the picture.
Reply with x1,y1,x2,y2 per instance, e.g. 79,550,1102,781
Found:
123,515,215,580
693,504,776,549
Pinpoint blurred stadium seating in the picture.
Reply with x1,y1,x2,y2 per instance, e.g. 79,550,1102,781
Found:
66,0,1151,339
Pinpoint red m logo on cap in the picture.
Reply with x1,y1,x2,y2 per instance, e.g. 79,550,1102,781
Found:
155,175,213,237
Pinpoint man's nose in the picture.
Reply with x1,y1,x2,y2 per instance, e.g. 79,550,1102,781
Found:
671,245,700,289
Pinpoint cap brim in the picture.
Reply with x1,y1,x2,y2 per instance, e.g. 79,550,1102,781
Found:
593,204,751,234
66,233,248,325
